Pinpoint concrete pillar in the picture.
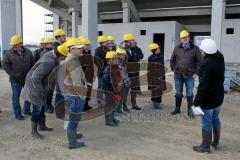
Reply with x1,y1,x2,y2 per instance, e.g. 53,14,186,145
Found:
63,20,68,36
82,0,98,49
53,14,60,31
15,0,23,36
71,9,78,37
0,0,22,60
122,2,130,23
211,0,225,50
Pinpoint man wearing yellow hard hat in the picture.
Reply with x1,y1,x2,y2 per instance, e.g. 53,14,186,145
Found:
147,43,166,110
23,41,68,140
170,29,203,118
3,35,34,120
33,38,46,64
53,29,66,50
123,33,144,111
61,37,87,149
94,35,109,107
79,36,94,112
102,51,122,126
107,35,117,51
40,38,54,57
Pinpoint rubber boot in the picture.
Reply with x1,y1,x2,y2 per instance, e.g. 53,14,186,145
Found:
171,97,182,115
112,111,120,125
123,103,130,113
83,98,92,112
38,117,53,131
67,128,85,149
105,112,118,127
46,104,54,113
152,101,158,109
76,133,83,139
187,97,195,119
211,126,220,150
31,121,43,140
193,129,212,153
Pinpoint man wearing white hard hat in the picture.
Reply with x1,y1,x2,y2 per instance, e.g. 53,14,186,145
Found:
193,39,225,153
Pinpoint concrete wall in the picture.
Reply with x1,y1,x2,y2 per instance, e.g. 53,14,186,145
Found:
221,19,240,64
78,21,182,61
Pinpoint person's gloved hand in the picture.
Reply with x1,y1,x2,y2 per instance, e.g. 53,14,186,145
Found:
113,95,121,101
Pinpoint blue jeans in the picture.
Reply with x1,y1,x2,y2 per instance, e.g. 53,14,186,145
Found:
97,77,104,106
11,83,31,118
201,106,221,132
64,95,85,129
174,76,194,99
31,104,44,122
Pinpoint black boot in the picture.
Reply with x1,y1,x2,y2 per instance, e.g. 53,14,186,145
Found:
67,128,85,149
38,117,54,131
83,98,92,112
211,126,220,150
171,97,182,115
193,129,212,153
46,104,54,113
187,97,195,119
31,121,43,140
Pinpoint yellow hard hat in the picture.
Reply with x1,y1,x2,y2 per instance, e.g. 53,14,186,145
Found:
149,43,160,51
79,36,87,40
66,37,72,42
43,38,53,44
107,36,115,41
66,37,82,47
123,34,135,41
116,48,126,55
180,30,190,39
57,43,68,57
98,36,108,43
10,35,22,46
54,29,66,36
79,36,91,45
40,38,45,44
106,51,117,59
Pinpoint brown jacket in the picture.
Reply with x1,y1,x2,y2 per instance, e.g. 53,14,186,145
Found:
170,42,203,77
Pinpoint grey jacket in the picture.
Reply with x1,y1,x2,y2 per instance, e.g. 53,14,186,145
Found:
23,50,57,106
170,42,203,77
3,47,34,85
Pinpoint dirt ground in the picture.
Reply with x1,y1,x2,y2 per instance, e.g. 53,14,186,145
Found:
0,69,240,160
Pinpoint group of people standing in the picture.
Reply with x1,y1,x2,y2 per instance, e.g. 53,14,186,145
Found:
2,28,225,153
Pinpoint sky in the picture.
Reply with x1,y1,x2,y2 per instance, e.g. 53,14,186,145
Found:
22,0,45,44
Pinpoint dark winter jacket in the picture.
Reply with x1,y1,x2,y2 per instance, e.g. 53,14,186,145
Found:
79,50,94,84
193,51,225,110
170,41,203,78
33,47,44,64
94,46,108,77
3,46,34,86
147,53,166,92
103,64,122,95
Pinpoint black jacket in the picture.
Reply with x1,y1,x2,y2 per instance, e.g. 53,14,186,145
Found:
193,51,225,109
126,46,144,78
33,47,44,64
147,53,166,92
94,46,108,77
3,46,34,86
79,50,94,83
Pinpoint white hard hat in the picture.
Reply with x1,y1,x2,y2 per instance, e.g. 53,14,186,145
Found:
199,38,217,54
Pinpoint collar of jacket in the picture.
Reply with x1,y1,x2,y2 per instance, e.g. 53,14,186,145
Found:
10,46,26,55
178,41,194,49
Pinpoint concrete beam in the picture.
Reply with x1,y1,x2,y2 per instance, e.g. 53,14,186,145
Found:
211,0,225,50
82,0,98,49
62,0,81,12
30,0,72,21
